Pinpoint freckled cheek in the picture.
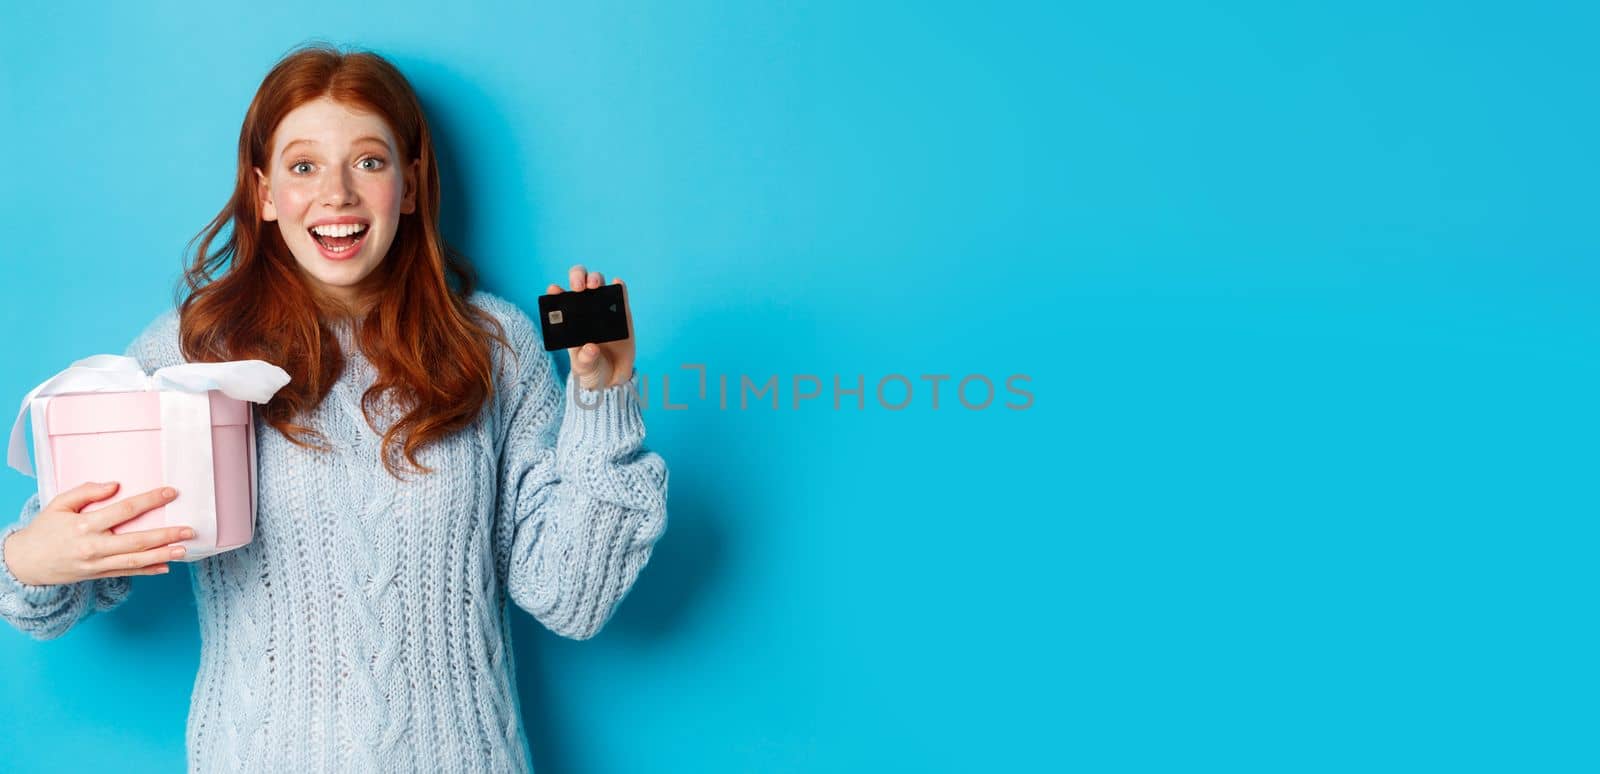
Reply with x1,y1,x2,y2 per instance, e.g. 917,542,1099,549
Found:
275,183,320,226
361,179,401,215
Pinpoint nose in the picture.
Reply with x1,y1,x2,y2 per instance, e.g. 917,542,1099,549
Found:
319,166,358,207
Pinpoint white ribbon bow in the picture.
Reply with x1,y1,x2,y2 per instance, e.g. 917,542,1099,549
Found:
8,354,291,477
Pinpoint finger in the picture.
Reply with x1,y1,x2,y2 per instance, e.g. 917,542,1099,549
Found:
568,344,611,387
545,283,562,295
97,525,196,558
83,487,178,533
586,271,603,289
88,543,187,575
86,561,171,580
568,342,598,368
568,264,587,291
48,481,120,514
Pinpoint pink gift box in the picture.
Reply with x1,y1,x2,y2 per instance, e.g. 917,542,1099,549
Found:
31,390,258,559
8,354,287,561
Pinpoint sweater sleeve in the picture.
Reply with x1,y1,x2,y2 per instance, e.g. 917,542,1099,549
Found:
490,304,669,641
0,308,178,640
0,495,132,640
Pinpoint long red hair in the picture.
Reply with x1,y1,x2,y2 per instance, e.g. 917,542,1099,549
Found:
178,43,506,479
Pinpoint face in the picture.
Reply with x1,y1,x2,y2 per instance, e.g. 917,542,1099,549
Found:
255,96,419,309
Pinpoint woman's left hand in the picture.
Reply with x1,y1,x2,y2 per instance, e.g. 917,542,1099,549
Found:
546,264,636,390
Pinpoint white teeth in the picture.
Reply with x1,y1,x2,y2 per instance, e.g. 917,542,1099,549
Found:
310,223,368,237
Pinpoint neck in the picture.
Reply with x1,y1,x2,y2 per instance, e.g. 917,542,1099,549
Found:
305,273,385,321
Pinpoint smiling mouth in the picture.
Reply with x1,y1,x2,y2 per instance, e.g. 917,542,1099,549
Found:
308,223,370,254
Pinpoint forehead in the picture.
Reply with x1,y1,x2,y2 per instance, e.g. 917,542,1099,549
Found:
271,97,398,156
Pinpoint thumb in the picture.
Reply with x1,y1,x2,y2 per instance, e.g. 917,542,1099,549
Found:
570,343,598,372
574,344,613,388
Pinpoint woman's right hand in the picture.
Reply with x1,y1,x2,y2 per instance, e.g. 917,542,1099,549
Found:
2,482,193,586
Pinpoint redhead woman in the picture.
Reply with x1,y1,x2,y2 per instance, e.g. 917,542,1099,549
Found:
0,44,668,772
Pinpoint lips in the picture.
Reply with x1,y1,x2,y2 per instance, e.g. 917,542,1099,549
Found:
308,224,370,260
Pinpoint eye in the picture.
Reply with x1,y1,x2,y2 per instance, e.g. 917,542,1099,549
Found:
290,161,314,175
358,156,387,171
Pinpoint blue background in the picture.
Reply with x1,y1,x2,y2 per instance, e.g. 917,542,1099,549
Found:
2,1,1595,771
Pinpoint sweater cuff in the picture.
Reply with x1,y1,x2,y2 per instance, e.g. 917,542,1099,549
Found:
560,366,647,453
0,523,69,606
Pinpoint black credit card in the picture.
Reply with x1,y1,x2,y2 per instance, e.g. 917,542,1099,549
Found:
537,283,631,352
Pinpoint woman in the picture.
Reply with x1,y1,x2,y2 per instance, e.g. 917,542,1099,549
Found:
0,44,668,772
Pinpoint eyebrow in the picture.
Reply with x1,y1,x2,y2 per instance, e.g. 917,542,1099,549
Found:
280,135,392,157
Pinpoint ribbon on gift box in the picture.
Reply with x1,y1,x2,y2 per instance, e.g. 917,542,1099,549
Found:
7,355,290,554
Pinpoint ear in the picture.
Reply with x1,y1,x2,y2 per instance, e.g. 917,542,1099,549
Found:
254,167,277,222
400,158,420,215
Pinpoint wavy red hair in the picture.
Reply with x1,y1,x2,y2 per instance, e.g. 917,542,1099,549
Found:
178,43,506,479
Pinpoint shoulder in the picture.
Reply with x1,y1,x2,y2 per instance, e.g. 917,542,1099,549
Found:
465,290,550,381
124,307,184,371
465,290,538,345
464,290,565,432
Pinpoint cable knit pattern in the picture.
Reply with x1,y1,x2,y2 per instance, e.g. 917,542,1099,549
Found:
0,291,669,773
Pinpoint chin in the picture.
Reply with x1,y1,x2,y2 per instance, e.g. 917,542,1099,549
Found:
281,229,395,302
